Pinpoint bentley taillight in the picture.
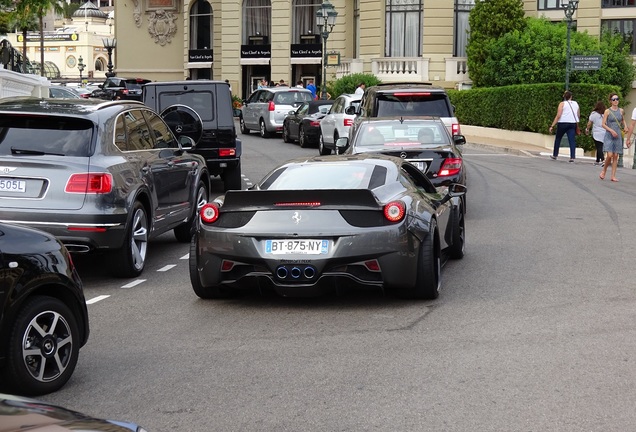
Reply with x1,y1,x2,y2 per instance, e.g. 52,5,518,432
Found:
65,173,113,194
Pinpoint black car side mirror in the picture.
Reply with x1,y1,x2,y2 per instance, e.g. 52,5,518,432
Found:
453,134,466,146
345,106,356,115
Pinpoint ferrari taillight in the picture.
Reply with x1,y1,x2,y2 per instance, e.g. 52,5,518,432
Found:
200,203,219,223
438,158,462,177
383,201,405,222
65,173,113,194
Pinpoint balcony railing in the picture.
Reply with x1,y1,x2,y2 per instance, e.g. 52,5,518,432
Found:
445,57,470,84
372,57,429,82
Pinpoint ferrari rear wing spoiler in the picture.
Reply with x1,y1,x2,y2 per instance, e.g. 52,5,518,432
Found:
219,189,382,212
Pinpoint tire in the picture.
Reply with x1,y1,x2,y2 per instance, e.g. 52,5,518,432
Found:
319,133,331,155
174,180,208,243
299,126,309,148
400,220,441,300
112,202,148,278
448,204,465,259
282,122,291,143
223,163,242,191
4,296,80,396
189,235,232,299
240,116,250,134
259,119,270,138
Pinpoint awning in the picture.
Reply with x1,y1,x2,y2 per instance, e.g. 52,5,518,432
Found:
240,58,271,65
291,57,322,65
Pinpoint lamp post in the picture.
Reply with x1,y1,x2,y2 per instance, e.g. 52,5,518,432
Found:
562,0,579,91
316,1,337,100
102,37,117,78
77,55,85,86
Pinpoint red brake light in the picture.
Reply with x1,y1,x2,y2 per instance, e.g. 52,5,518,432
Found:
268,101,275,111
364,260,381,272
200,203,219,224
344,118,353,127
219,148,236,157
121,89,129,95
438,158,462,177
383,201,405,222
310,120,321,127
274,202,321,207
392,92,430,97
65,173,112,194
452,123,460,135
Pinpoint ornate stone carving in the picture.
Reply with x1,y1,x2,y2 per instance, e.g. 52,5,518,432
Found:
133,0,142,27
147,9,177,46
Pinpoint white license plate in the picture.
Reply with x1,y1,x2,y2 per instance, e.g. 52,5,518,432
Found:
410,161,427,172
265,239,329,255
0,179,26,193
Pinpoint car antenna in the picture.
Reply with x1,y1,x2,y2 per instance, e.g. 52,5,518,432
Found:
400,116,404,124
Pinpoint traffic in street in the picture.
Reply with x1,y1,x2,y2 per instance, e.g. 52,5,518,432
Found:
35,129,636,431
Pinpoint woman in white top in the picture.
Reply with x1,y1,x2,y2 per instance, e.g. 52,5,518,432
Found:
585,100,607,165
549,90,580,162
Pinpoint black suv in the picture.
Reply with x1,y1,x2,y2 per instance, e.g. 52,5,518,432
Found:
143,80,242,190
355,83,460,136
91,77,152,101
0,223,89,396
0,98,210,277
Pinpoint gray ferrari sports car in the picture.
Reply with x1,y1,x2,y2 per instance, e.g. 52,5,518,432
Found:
190,153,466,299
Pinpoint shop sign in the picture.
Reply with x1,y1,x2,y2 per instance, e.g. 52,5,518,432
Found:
189,49,213,62
241,45,271,58
290,44,322,58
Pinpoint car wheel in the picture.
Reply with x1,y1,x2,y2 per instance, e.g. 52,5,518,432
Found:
223,163,242,191
4,296,80,396
299,126,309,148
319,133,331,155
189,235,232,299
112,202,148,278
174,180,208,243
259,119,270,138
448,204,465,259
400,219,441,300
240,116,250,135
282,122,291,143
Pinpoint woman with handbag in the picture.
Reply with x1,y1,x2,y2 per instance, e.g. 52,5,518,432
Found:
549,90,580,163
600,93,628,182
586,100,607,166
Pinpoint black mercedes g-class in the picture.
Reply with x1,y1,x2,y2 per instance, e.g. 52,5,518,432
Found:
143,80,242,190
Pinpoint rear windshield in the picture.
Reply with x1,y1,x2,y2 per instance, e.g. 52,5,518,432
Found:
260,163,388,190
158,91,215,121
355,121,450,147
273,91,313,105
375,93,452,117
0,115,93,157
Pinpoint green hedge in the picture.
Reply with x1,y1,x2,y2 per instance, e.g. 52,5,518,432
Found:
447,83,623,152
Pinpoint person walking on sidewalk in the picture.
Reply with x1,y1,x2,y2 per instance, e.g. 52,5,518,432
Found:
585,100,607,165
600,93,628,182
549,90,580,162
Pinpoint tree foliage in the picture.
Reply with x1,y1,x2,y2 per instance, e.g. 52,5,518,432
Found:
466,0,527,87
327,73,381,99
476,18,635,96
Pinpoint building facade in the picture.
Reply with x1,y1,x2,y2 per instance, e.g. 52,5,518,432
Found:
110,1,635,100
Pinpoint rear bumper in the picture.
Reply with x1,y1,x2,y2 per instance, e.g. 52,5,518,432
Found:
0,212,129,251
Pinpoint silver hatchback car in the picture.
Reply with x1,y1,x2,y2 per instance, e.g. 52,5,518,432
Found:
240,87,313,138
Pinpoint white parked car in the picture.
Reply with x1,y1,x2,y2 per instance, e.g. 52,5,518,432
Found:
319,93,361,155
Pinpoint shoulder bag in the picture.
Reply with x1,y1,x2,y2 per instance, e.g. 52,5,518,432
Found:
567,101,581,135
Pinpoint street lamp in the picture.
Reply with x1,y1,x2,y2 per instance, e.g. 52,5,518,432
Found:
77,55,85,86
316,0,337,100
562,0,579,91
102,37,117,78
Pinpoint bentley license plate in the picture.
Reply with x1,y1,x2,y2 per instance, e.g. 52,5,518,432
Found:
0,179,26,193
265,239,329,255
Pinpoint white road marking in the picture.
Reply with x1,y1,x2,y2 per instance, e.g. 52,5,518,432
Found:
158,264,177,272
121,279,146,289
180,254,189,260
86,295,110,304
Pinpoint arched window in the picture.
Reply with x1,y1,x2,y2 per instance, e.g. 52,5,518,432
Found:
385,0,422,57
190,0,213,50
243,0,271,44
293,0,320,44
